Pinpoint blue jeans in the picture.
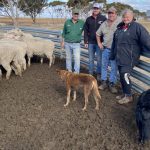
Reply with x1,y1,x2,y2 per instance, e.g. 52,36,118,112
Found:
65,42,80,73
101,48,117,83
88,44,102,75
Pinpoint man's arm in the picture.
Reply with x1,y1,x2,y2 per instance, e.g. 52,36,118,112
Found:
61,22,66,49
83,19,89,48
96,26,103,50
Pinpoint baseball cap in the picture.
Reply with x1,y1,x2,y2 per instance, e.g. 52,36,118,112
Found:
107,7,117,13
93,3,101,9
72,9,79,14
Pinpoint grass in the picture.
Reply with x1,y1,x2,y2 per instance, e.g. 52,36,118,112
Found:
0,17,150,31
138,19,150,32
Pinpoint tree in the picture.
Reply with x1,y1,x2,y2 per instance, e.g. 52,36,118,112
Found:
0,0,20,27
106,2,146,18
19,0,48,23
67,0,106,8
106,2,133,15
49,1,65,6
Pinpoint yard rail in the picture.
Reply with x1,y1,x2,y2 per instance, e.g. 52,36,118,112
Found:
0,26,149,93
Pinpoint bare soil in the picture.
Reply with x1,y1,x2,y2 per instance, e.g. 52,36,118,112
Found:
0,58,149,150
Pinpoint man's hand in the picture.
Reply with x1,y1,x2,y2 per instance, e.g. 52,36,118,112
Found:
98,43,104,50
84,44,88,49
61,41,64,49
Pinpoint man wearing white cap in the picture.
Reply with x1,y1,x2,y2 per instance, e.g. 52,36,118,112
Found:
84,3,106,81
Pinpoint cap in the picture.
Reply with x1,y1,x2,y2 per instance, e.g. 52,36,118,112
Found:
93,3,101,9
72,9,79,14
107,7,117,13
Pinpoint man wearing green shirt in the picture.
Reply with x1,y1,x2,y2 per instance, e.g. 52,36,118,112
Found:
61,9,84,73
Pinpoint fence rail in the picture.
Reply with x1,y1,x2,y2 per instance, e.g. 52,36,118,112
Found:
0,26,149,93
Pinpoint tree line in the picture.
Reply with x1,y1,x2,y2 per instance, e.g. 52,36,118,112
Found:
0,0,146,27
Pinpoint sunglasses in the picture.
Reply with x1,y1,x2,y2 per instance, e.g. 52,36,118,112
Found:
93,7,99,10
108,12,115,14
73,13,79,15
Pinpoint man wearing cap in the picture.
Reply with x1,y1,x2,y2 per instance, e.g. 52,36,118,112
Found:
96,7,121,93
61,9,84,73
84,3,106,81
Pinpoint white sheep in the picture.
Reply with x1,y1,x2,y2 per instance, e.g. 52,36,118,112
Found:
0,39,27,70
0,42,27,79
4,29,55,67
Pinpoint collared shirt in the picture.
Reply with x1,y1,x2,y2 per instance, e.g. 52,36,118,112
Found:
96,17,121,48
62,19,84,43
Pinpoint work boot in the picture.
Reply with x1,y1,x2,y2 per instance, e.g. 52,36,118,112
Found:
116,94,125,100
109,82,118,94
98,80,107,90
97,73,101,82
117,96,133,104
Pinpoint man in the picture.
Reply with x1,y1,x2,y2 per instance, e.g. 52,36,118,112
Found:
110,9,150,104
96,7,121,94
61,9,84,73
84,3,106,80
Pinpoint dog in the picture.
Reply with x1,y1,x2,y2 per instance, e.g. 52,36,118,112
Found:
56,70,101,111
136,89,150,144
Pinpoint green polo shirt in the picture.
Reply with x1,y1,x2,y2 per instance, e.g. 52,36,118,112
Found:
62,19,84,43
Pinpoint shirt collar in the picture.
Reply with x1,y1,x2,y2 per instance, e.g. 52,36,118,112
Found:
71,18,79,23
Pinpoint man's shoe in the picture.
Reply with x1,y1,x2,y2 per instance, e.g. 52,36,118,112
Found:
116,94,125,100
98,80,107,90
117,96,133,104
109,83,118,94
97,74,101,81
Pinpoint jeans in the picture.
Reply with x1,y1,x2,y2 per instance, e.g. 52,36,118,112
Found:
88,44,102,75
65,42,80,73
101,48,117,84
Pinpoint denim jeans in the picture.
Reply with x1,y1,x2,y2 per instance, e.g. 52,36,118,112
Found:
88,44,102,75
101,48,117,84
65,42,80,73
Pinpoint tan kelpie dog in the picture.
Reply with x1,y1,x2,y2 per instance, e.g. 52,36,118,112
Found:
57,70,101,111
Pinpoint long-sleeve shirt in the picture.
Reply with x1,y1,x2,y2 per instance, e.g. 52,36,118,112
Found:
62,19,84,43
84,14,106,44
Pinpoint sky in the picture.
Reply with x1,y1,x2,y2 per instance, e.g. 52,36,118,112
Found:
49,0,150,12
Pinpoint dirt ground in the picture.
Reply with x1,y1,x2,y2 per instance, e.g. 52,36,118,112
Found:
0,58,149,150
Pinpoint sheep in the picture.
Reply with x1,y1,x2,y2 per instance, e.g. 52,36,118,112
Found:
4,29,55,67
0,42,27,79
24,38,55,67
0,39,27,71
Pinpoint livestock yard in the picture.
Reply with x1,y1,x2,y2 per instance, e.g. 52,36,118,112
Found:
0,18,150,150
0,58,149,150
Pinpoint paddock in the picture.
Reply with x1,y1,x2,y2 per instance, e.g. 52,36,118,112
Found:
0,26,150,149
0,58,149,150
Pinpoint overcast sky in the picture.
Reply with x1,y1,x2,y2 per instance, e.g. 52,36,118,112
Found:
49,0,150,12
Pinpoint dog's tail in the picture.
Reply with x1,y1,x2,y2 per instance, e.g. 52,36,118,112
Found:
92,80,101,100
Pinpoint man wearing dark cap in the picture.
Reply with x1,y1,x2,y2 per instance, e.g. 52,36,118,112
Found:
61,9,84,73
96,7,121,93
84,3,106,81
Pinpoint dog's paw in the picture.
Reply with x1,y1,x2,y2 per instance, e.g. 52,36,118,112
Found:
95,107,99,110
73,98,76,101
82,107,87,111
64,104,68,107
